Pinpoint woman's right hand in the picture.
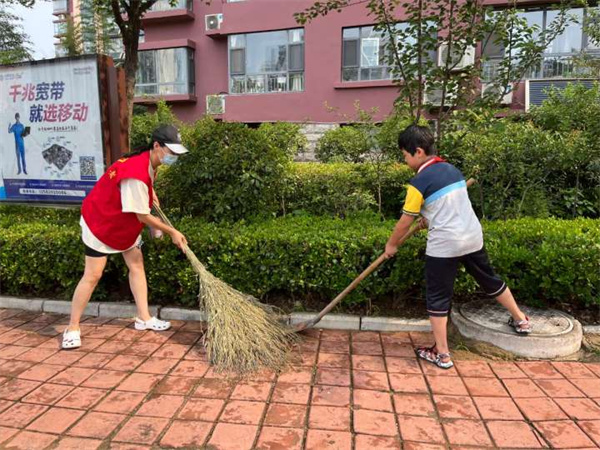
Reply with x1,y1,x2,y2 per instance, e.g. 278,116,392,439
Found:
169,229,188,251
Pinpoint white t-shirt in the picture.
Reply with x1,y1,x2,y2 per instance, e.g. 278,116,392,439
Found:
81,158,154,253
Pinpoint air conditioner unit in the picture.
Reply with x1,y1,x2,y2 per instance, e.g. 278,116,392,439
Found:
205,13,223,31
481,83,513,105
423,86,457,107
525,78,595,111
437,42,475,71
206,94,225,115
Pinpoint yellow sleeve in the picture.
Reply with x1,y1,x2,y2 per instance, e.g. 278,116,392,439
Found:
402,185,424,216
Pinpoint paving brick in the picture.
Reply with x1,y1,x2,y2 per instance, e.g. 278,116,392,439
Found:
354,434,401,450
272,382,310,404
67,411,126,439
305,430,351,450
486,421,542,448
318,353,350,369
535,379,585,398
534,420,596,448
398,416,445,444
264,403,307,428
316,368,350,387
94,391,146,414
552,362,596,379
353,370,390,391
453,361,495,378
513,397,569,421
207,423,258,450
192,378,233,399
115,373,162,392
52,437,103,450
442,419,493,447
22,383,74,405
503,378,547,398
154,376,198,395
427,376,468,396
26,407,85,434
554,398,600,420
472,396,524,420
389,373,428,394
49,367,96,386
434,395,479,419
2,430,57,450
386,357,421,374
56,387,107,410
277,366,313,384
312,385,351,407
0,402,48,428
393,393,434,417
0,379,41,400
578,420,600,447
159,420,212,448
220,400,266,425
112,416,169,445
82,369,129,389
352,355,385,372
309,405,350,431
489,362,528,379
462,377,509,397
72,352,113,369
134,357,179,374
256,426,303,450
178,398,224,421
517,361,564,379
353,409,397,436
231,381,272,402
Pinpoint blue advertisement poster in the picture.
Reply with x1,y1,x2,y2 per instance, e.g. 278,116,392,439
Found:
0,57,105,203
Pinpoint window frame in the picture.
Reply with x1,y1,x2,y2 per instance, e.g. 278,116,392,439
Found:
135,47,195,97
228,28,305,95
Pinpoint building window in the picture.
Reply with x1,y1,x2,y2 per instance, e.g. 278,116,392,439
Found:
53,0,68,14
229,28,304,94
482,7,600,79
135,47,195,96
342,25,410,82
149,0,192,12
53,20,67,36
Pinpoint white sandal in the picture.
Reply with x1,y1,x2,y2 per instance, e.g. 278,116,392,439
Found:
62,329,81,349
134,316,171,331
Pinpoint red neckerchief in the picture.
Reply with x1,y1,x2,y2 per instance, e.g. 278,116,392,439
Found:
417,156,445,173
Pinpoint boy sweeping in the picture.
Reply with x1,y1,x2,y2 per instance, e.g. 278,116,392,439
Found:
384,125,531,369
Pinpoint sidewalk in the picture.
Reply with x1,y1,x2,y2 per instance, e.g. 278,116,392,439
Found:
1,308,600,449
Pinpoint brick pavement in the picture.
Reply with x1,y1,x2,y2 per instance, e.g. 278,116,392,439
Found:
0,308,600,449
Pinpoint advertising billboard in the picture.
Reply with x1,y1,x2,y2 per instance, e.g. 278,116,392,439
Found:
0,56,105,203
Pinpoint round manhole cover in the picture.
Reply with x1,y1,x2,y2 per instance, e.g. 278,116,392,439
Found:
458,301,573,337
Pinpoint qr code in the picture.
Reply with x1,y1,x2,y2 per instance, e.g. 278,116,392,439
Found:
80,156,97,180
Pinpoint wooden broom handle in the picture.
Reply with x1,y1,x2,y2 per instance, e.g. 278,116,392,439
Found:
294,177,476,332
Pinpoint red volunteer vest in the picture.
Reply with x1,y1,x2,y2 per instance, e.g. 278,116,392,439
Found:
81,151,154,251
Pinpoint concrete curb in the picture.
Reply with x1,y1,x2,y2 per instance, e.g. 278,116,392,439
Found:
361,317,431,332
0,295,434,332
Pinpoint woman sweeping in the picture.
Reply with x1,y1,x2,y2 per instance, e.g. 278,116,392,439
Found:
62,125,189,349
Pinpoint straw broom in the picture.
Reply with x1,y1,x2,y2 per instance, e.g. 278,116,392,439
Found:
154,205,297,375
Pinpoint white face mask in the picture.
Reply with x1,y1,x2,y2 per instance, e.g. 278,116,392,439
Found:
160,150,179,166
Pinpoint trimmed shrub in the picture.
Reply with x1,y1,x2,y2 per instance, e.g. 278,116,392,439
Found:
442,119,599,219
283,162,412,218
315,126,371,163
155,117,293,222
1,207,597,310
129,100,176,150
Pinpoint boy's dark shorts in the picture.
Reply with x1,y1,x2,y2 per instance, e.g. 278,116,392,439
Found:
425,246,506,317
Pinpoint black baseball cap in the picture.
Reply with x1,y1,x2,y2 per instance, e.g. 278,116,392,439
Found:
151,124,189,155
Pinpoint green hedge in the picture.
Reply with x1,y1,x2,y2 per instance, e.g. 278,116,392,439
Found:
282,162,412,218
1,207,597,310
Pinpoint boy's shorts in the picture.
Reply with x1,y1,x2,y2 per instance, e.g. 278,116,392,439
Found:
425,246,506,317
